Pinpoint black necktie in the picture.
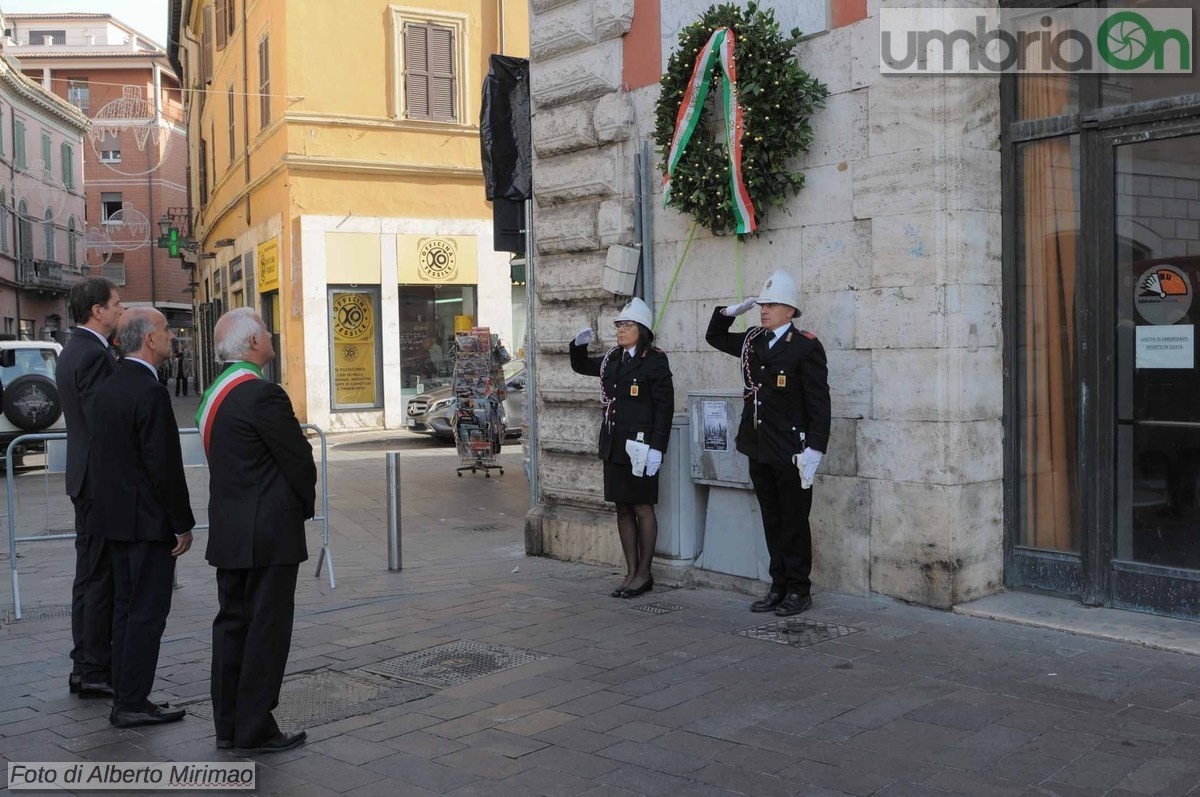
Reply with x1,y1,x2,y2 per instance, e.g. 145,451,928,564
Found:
621,350,632,364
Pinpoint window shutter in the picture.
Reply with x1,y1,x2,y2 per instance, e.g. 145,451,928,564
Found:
198,139,209,205
14,120,25,169
258,36,270,129
216,0,228,50
428,25,456,122
61,142,72,188
203,5,214,82
42,133,52,176
405,23,429,119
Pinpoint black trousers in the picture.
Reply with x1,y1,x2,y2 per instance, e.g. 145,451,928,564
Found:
749,459,814,595
110,540,176,711
175,375,188,396
212,564,298,747
69,498,113,682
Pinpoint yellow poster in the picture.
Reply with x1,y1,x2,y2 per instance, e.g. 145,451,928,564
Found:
257,239,279,292
331,291,377,406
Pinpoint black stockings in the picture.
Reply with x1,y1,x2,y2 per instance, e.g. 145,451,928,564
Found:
615,503,657,590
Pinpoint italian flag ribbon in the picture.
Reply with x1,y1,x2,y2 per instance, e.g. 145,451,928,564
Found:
195,361,263,454
662,26,757,234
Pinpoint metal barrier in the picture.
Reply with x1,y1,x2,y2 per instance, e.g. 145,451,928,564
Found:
5,424,334,620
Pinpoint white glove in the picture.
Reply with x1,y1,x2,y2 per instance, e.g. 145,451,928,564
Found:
793,447,823,489
723,297,758,317
574,327,593,347
646,448,663,476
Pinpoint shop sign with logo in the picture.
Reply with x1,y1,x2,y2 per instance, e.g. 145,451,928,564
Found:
257,239,280,292
330,290,379,407
398,235,479,285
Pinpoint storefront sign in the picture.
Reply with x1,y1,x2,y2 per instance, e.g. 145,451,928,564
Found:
331,291,378,406
398,235,478,285
257,239,279,292
1135,264,1192,325
1136,324,1194,369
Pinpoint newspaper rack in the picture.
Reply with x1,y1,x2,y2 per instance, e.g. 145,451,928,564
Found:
452,328,506,477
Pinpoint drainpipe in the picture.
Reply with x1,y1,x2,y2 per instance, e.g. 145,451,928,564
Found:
242,0,251,227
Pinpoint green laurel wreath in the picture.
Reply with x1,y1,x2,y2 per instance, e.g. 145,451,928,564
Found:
653,2,829,237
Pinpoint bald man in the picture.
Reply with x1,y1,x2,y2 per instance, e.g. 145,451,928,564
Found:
89,308,195,728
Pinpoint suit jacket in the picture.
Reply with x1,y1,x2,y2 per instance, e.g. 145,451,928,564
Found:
205,378,316,570
87,360,195,541
706,307,831,465
57,329,117,499
569,343,674,464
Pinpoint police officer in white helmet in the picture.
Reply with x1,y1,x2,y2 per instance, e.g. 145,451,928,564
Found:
706,270,831,616
570,297,675,598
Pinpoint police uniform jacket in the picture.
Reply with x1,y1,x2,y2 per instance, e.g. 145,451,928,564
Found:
706,307,831,465
569,343,674,464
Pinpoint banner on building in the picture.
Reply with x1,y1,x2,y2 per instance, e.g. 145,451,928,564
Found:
398,235,479,285
330,290,379,407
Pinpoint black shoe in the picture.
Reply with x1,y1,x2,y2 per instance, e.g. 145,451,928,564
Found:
216,738,234,750
111,703,186,728
234,731,307,755
751,590,785,612
610,585,627,598
775,593,812,617
68,674,81,694
619,577,653,599
78,681,115,698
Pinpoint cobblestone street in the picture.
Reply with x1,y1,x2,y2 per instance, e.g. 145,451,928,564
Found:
2,418,1200,796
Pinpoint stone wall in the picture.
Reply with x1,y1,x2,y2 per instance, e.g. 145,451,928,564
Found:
527,0,1006,608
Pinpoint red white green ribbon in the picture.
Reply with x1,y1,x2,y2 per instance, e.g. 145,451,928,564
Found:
195,361,263,454
662,26,757,235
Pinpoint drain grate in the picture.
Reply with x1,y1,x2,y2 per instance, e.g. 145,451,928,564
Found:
1,604,73,624
363,640,544,689
182,669,432,733
630,602,686,615
455,523,507,532
738,617,860,647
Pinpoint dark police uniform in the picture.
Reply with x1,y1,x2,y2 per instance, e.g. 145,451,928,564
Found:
569,343,674,504
706,307,831,596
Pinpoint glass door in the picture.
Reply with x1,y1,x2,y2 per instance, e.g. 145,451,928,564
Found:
1113,129,1200,617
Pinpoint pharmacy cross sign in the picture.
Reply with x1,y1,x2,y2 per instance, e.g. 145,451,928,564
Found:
155,214,198,257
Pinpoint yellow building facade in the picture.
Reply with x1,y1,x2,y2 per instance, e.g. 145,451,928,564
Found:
168,0,528,428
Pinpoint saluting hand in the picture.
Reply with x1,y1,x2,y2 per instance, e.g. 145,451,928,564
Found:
723,297,757,317
573,327,594,347
171,531,193,557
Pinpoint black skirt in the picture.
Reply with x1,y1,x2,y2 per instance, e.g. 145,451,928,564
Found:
603,460,660,505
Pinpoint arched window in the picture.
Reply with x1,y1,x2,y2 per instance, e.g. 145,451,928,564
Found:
44,208,55,261
67,216,77,269
16,199,31,261
0,191,8,253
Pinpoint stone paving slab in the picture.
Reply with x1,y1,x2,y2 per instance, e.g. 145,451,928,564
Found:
2,427,1200,795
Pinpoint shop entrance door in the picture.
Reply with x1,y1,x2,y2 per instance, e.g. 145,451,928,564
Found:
1111,128,1200,617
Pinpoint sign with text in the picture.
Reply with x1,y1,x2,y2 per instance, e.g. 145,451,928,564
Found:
331,290,379,407
8,761,255,790
1136,324,1194,369
257,239,280,293
398,235,479,285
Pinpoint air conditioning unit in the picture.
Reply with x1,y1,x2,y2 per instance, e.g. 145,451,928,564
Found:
602,245,640,297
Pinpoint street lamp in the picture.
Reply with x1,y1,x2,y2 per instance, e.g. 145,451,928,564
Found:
158,214,171,237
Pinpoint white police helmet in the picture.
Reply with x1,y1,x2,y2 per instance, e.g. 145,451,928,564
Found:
614,297,654,331
755,269,801,312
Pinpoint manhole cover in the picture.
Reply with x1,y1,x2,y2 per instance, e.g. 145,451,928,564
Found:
363,640,544,688
630,602,685,615
738,617,860,647
1,604,72,624
182,669,431,733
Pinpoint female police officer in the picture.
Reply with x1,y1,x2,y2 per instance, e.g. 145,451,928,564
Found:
570,298,674,598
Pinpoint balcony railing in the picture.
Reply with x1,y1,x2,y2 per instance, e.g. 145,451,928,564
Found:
18,257,72,291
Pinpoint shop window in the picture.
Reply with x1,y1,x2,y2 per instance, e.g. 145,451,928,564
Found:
398,284,477,391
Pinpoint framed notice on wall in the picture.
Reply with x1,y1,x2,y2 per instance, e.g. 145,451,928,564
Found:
328,287,382,409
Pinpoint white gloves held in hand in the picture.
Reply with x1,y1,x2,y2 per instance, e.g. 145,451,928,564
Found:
574,327,594,347
646,448,663,477
723,297,758,317
792,447,824,489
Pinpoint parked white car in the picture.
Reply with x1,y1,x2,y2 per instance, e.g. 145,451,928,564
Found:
0,340,66,464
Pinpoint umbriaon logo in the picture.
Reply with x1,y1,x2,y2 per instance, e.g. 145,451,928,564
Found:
880,8,1193,74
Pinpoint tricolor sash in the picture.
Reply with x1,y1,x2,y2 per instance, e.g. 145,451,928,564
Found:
195,361,263,454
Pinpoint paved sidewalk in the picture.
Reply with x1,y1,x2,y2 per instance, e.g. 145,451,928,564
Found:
3,432,1200,796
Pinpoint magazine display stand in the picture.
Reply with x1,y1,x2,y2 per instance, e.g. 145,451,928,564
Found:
452,328,506,477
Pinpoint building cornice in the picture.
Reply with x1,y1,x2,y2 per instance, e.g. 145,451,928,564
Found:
0,57,90,131
284,111,480,137
279,154,482,180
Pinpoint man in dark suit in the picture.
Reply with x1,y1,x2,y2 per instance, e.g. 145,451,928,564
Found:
89,307,195,728
200,308,314,754
707,269,831,617
58,277,123,697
